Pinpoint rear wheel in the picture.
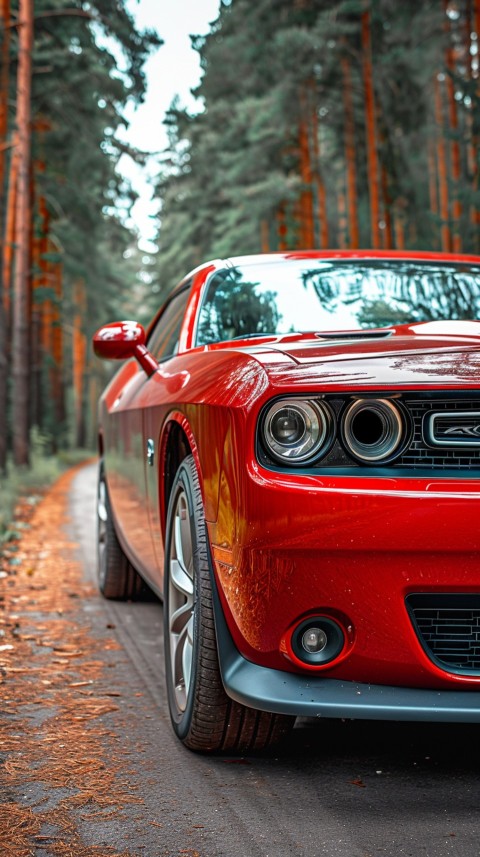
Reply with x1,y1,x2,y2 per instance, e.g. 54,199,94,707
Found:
163,455,294,753
97,462,143,600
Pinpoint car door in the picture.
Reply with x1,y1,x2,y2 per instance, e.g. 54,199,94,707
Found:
103,284,192,587
138,283,193,588
102,355,153,579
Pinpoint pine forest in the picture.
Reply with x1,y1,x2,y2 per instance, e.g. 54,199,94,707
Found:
1,0,480,473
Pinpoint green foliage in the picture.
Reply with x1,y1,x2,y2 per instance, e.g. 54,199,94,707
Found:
154,0,478,291
2,0,163,457
27,0,162,330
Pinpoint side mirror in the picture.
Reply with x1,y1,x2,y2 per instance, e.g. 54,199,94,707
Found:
93,321,158,377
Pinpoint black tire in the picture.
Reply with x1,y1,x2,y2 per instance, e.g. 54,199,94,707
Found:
163,455,294,753
97,462,143,600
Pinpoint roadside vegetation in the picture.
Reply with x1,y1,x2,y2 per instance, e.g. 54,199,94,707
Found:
0,430,92,544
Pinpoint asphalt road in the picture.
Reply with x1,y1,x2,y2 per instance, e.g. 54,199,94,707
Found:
69,463,480,857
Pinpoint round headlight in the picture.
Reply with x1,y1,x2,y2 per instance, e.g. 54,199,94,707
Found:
263,399,333,464
341,398,405,463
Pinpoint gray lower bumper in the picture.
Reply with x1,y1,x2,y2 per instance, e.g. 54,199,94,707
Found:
212,579,480,723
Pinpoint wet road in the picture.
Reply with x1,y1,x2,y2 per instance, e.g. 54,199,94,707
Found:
69,463,480,857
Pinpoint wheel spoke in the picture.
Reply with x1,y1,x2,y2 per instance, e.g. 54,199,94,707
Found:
168,487,196,714
170,558,193,599
182,615,194,697
97,481,107,545
170,598,193,636
97,481,108,523
97,478,108,586
176,506,193,575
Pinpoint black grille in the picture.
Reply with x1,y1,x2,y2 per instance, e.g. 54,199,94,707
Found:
406,594,480,674
398,396,480,470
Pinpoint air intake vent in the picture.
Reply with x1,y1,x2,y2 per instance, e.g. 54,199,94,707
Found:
406,593,480,675
315,330,392,340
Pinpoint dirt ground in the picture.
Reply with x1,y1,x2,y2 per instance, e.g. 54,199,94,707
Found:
3,463,480,857
0,465,149,857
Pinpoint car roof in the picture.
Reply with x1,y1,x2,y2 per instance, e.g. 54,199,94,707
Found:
221,249,480,267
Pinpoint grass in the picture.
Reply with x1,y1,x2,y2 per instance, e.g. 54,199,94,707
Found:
0,433,94,544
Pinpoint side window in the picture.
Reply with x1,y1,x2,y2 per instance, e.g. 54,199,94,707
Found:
147,285,191,361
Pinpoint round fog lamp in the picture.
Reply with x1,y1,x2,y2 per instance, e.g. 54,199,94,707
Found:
302,627,328,654
291,616,346,666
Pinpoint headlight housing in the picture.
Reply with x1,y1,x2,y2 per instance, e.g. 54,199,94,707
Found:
262,399,334,464
341,398,405,463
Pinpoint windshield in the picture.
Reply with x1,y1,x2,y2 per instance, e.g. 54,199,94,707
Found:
195,259,480,345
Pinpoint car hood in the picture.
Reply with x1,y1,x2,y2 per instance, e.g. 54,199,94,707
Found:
239,321,480,388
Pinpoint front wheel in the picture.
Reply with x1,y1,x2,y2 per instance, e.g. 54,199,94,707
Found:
163,455,294,753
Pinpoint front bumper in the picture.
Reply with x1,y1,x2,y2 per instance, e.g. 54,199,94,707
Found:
210,464,480,686
211,570,480,722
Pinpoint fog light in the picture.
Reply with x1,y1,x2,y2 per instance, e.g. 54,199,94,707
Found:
302,627,328,653
291,616,345,666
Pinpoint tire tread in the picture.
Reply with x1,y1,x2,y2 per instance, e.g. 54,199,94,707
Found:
165,456,294,754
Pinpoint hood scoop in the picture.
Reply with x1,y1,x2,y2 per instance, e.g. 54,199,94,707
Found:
315,330,393,341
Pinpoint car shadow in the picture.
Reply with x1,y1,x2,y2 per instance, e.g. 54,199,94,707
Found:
258,716,480,790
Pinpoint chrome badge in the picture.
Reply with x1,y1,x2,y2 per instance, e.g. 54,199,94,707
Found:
425,411,480,447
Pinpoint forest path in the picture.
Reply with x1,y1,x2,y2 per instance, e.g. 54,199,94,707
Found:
1,461,479,857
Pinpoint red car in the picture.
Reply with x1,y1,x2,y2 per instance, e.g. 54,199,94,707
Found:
93,250,480,753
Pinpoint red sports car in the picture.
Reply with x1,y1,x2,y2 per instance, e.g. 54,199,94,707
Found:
93,250,480,753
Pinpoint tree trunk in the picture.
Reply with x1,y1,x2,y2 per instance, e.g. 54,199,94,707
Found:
11,0,33,466
0,137,18,471
3,135,17,320
361,7,381,249
73,327,87,448
310,100,329,249
380,160,393,249
30,307,41,428
393,197,407,250
337,188,347,249
73,279,86,448
428,139,439,217
31,190,49,430
52,259,64,436
0,291,6,472
298,90,315,248
0,0,10,472
465,0,478,243
341,53,359,248
434,74,452,253
276,204,287,251
260,219,269,252
445,3,462,253
0,0,10,211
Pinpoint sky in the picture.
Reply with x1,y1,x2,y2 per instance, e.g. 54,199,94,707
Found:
119,0,221,248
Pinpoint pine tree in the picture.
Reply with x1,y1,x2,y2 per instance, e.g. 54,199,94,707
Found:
1,0,161,461
154,0,479,290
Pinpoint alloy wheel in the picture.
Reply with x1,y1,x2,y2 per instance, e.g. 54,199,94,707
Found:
167,488,195,712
